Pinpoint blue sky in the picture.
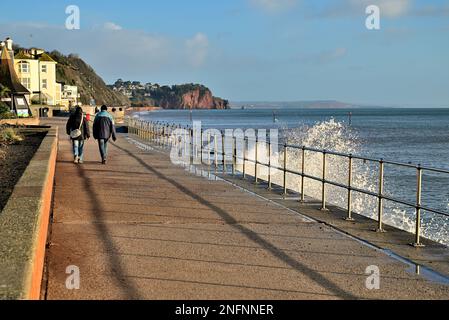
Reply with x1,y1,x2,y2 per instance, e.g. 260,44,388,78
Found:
0,0,448,106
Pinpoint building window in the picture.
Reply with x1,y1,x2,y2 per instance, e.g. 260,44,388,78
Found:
42,79,48,89
18,61,30,73
41,64,47,73
20,78,31,89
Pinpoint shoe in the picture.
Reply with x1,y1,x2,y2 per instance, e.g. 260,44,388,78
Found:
78,159,83,164
101,159,106,165
74,156,79,164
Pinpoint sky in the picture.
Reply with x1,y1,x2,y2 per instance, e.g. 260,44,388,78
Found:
0,0,448,107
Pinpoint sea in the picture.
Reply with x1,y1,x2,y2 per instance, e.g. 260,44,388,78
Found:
134,107,449,246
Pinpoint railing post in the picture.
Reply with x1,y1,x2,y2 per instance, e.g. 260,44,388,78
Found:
222,132,226,174
152,122,155,142
255,136,259,184
300,147,305,203
375,160,386,232
151,122,154,141
321,150,328,211
232,137,236,175
145,122,149,141
200,129,203,164
190,128,194,165
283,144,287,196
140,121,143,139
167,124,170,146
183,127,187,161
214,134,218,171
243,138,247,179
345,155,355,221
267,140,272,190
411,165,425,247
159,124,162,146
160,123,163,145
207,132,211,168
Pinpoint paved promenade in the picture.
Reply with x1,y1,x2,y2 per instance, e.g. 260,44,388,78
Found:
44,118,449,300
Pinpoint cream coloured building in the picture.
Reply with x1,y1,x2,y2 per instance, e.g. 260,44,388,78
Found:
13,44,79,109
14,48,60,106
60,85,80,108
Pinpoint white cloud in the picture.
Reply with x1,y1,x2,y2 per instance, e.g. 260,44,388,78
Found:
313,0,412,18
185,33,209,67
350,0,411,17
0,23,212,82
250,0,298,13
103,22,123,31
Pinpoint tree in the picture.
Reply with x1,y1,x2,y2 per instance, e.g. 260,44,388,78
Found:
0,84,11,99
0,85,14,119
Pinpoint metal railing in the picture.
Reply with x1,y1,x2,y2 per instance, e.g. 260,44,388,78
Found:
126,118,449,247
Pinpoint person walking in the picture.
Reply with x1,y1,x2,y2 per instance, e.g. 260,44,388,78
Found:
66,106,90,164
93,105,117,164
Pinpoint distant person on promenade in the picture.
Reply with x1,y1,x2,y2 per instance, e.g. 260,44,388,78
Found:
93,105,117,165
66,106,90,164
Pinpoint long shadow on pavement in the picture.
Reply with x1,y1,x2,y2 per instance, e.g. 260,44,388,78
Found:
111,142,358,300
76,165,143,300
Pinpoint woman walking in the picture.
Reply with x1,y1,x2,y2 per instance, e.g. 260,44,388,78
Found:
66,106,90,164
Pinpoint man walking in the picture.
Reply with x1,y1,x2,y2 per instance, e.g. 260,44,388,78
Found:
93,105,117,164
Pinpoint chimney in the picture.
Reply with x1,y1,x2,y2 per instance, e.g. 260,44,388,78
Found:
5,37,13,51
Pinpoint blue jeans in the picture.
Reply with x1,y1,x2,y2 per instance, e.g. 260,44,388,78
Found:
98,139,109,161
72,140,85,161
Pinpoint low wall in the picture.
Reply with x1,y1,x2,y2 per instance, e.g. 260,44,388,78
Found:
0,117,40,126
0,127,58,300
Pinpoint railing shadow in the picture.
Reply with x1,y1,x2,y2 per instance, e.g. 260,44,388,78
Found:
111,141,359,299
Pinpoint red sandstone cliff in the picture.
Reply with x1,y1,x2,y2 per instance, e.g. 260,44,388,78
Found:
180,88,228,110
154,87,229,110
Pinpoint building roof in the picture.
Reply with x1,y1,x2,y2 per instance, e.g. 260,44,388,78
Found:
38,53,56,63
0,48,30,94
14,51,32,60
14,50,56,63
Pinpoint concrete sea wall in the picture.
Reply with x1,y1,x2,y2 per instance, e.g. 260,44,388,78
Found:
0,127,58,299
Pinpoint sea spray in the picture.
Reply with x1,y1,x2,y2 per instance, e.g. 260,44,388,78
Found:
245,119,448,246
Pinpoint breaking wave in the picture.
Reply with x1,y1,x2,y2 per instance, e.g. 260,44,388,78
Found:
246,119,449,246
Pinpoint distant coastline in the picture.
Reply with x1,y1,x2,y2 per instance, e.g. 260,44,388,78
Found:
230,101,448,109
230,100,387,109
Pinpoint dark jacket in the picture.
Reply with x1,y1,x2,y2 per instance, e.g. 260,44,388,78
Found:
93,111,116,140
66,113,90,141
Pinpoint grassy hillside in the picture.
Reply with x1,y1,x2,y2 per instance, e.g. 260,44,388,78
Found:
49,51,130,107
